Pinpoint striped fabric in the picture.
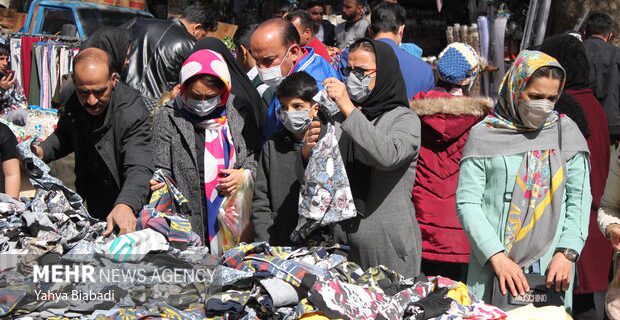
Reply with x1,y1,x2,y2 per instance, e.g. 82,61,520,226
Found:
137,170,193,247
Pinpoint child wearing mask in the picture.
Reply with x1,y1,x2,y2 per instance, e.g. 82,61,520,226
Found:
252,71,320,246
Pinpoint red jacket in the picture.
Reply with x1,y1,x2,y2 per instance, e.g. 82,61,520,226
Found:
567,88,612,294
410,90,492,264
307,37,332,64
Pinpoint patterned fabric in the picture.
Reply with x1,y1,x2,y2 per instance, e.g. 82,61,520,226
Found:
493,50,565,128
102,228,169,262
137,169,194,247
0,79,28,115
17,139,89,216
107,301,205,320
293,124,356,242
221,242,314,287
437,43,480,85
479,51,569,267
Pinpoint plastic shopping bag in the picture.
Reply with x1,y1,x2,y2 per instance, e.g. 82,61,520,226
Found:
217,170,254,252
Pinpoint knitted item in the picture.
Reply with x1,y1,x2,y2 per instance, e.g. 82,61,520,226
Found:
436,43,480,85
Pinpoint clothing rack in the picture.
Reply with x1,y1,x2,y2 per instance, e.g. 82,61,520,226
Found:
2,32,81,109
1,32,81,43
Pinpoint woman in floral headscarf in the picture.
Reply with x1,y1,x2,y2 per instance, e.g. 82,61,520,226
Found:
456,51,591,308
151,49,259,253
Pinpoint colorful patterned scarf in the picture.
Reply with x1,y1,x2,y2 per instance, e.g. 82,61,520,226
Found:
202,110,236,254
479,51,570,267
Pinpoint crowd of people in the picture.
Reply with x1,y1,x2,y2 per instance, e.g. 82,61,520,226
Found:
1,0,620,317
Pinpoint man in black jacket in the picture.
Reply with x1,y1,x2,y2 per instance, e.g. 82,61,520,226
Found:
583,12,620,145
33,48,154,236
121,1,218,101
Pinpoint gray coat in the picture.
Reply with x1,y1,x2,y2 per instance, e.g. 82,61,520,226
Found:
299,107,422,278
152,95,260,242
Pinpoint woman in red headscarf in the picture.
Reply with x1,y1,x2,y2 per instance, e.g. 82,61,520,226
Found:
151,49,260,253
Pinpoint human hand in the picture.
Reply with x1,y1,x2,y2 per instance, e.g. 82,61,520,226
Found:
546,252,572,292
31,144,44,159
301,120,321,161
103,204,136,236
149,179,165,191
0,72,15,91
218,169,246,196
607,224,620,251
489,252,529,297
322,78,355,116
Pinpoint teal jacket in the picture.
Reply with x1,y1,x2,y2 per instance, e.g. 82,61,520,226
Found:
456,153,591,308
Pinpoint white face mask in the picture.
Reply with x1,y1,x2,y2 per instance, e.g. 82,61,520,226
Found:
346,73,372,103
257,47,292,88
518,99,555,129
185,95,221,117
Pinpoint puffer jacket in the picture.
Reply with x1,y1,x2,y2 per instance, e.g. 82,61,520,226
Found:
410,90,492,264
121,18,195,101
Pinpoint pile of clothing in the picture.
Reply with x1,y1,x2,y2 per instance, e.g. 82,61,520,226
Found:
0,106,58,143
0,142,511,320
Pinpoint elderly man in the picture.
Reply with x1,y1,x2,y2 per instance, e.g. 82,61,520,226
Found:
33,48,153,236
250,18,340,140
286,10,332,63
335,0,370,50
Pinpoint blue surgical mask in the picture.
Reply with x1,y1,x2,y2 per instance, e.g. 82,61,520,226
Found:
185,95,221,116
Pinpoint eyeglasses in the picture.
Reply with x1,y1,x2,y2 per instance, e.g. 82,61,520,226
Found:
340,66,376,79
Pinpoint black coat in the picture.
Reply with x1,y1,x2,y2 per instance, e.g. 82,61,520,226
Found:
121,18,195,100
321,20,336,47
40,82,154,220
583,37,620,136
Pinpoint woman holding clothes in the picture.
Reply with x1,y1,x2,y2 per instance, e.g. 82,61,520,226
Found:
151,49,259,253
306,38,422,278
456,50,591,309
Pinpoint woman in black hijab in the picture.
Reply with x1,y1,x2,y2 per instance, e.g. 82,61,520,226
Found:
193,37,266,134
57,27,132,108
82,27,131,75
310,38,422,277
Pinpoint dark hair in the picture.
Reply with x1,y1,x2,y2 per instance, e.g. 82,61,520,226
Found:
286,10,314,31
350,39,375,55
274,0,292,17
233,23,259,49
370,2,406,35
0,45,8,57
187,74,226,91
303,0,324,9
527,66,564,87
181,0,219,32
276,71,318,102
586,12,613,36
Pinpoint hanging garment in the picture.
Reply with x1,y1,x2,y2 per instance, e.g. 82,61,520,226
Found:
20,36,41,99
9,38,22,85
292,123,356,243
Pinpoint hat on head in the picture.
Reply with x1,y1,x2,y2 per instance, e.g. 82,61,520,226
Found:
436,42,480,85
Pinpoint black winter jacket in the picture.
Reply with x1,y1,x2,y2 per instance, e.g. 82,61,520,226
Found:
583,37,620,136
121,18,195,100
40,83,154,220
